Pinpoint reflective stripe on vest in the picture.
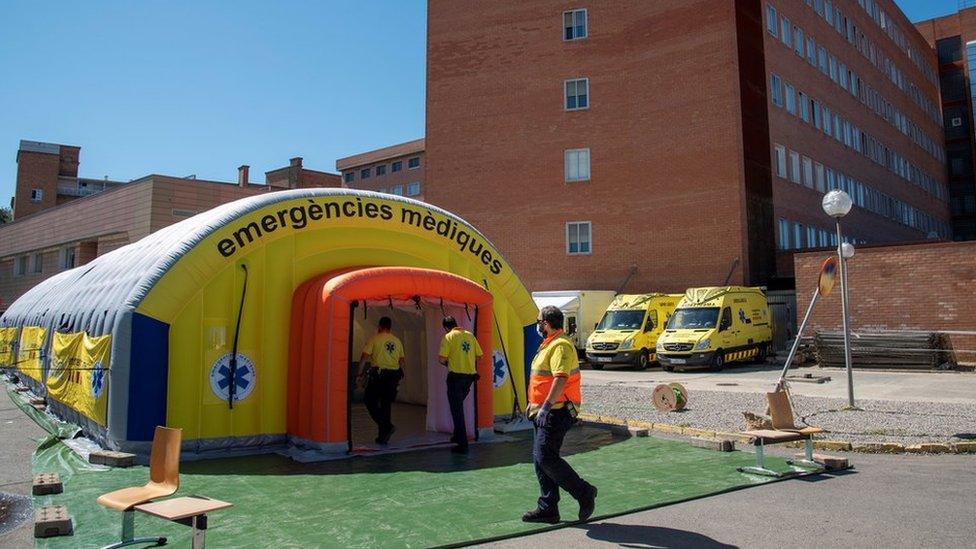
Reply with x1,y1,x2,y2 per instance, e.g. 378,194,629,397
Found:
527,335,582,416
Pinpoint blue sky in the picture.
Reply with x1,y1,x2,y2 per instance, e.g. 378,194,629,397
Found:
0,1,960,206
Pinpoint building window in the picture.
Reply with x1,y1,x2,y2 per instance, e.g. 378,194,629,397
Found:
807,226,818,248
815,162,825,192
794,27,804,56
806,37,816,66
376,164,387,176
789,151,801,183
770,73,783,106
391,185,404,196
406,182,421,196
793,222,805,248
823,106,832,135
828,54,838,82
802,156,813,188
344,172,354,183
392,161,403,172
785,83,796,114
564,9,587,40
818,47,827,74
61,247,75,270
15,256,27,276
565,148,591,182
408,157,421,169
564,78,589,110
32,253,42,274
566,221,591,255
799,92,809,121
780,16,791,46
30,189,43,202
812,99,822,129
774,145,787,178
766,4,778,36
360,168,371,179
778,218,790,250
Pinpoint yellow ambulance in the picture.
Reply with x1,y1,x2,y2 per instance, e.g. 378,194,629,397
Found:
585,294,682,370
656,286,772,372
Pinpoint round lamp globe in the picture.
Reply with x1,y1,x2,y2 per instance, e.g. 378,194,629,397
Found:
822,190,853,218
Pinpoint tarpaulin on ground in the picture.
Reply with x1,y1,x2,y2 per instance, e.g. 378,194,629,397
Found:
16,326,46,382
0,326,17,367
32,427,792,548
46,332,111,425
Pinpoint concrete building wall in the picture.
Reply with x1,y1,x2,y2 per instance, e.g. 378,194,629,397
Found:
426,0,755,293
337,140,426,201
794,241,976,357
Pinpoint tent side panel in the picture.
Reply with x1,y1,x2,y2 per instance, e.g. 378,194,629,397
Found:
126,313,169,441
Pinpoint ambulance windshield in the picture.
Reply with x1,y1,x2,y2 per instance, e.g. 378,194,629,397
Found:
595,309,645,330
667,307,719,329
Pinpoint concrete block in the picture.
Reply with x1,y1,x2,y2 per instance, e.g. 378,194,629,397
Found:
89,450,136,468
32,473,63,496
905,443,951,454
851,442,904,454
14,385,30,392
690,437,735,452
34,506,73,538
28,396,46,405
608,424,649,437
814,440,853,452
951,442,976,454
30,403,47,412
793,452,850,470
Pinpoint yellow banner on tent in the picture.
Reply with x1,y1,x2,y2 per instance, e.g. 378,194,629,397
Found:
0,327,17,368
16,326,46,381
47,332,111,425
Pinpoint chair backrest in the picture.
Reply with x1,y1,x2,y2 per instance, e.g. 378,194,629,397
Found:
766,390,796,430
148,426,182,490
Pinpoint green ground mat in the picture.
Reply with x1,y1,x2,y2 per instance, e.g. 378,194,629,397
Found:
6,384,80,439
32,425,793,548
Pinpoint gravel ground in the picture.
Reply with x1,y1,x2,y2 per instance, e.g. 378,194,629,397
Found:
582,385,976,445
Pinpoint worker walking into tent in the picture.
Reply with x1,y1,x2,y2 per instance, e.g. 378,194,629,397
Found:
438,316,483,454
357,316,405,445
522,305,597,524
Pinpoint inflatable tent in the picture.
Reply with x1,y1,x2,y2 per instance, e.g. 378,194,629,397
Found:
0,189,539,456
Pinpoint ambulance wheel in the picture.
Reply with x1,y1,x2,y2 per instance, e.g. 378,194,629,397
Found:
756,344,768,364
589,362,604,370
636,350,650,370
711,351,725,372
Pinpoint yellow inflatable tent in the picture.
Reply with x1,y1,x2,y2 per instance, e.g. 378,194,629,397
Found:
0,189,539,456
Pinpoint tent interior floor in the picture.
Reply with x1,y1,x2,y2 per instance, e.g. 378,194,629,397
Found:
350,402,453,453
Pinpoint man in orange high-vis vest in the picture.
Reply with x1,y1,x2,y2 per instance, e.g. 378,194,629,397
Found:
522,305,597,524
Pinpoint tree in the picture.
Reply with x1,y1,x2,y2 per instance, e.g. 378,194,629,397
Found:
0,206,11,224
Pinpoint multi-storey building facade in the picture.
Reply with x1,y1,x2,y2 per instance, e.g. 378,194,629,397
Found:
422,0,950,292
336,139,425,201
0,141,340,312
916,7,976,241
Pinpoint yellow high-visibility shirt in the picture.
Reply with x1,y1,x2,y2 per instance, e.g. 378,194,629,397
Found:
362,332,404,370
438,328,483,375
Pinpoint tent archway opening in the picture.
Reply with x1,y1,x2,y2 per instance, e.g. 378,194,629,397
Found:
287,267,494,453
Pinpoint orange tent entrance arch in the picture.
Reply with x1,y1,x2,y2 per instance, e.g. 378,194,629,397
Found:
287,266,494,450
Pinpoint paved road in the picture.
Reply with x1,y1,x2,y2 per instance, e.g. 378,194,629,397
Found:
0,387,46,548
482,451,976,549
581,363,976,404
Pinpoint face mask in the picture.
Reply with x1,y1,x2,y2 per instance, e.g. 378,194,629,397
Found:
536,323,547,338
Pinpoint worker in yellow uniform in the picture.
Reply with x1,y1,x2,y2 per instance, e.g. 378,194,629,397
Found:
522,305,597,524
357,316,405,445
438,316,483,454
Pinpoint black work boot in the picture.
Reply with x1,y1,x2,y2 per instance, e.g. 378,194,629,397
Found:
577,485,598,522
522,508,560,524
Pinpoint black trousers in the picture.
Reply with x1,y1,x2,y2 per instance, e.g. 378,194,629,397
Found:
446,372,477,447
533,408,592,513
363,368,401,437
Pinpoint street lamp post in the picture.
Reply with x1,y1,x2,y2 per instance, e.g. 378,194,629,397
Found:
822,190,857,409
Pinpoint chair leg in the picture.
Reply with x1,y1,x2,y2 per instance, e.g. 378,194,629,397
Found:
100,510,168,549
786,438,825,472
737,440,787,478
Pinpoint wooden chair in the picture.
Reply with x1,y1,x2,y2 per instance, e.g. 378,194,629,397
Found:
737,391,824,477
97,426,181,548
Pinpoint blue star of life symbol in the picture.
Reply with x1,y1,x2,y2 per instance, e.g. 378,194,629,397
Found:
385,341,396,354
492,350,508,389
210,353,257,402
461,341,471,354
91,362,105,398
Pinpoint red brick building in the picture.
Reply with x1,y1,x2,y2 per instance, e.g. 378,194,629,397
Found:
0,141,340,312
336,139,425,201
422,0,950,292
916,8,976,241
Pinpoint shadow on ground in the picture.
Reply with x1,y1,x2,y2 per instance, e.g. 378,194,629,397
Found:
581,523,738,548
